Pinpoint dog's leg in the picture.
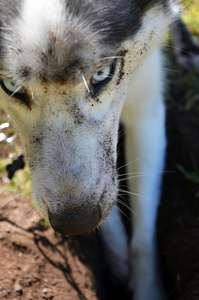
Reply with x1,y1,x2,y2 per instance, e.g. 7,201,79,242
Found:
101,204,129,283
121,48,166,300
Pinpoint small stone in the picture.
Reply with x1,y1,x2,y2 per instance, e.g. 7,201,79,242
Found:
14,283,23,295
42,288,48,294
2,177,11,184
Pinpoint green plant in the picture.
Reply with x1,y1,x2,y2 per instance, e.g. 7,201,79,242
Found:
177,155,199,184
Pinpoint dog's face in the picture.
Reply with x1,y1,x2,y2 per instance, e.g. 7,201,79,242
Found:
0,0,178,234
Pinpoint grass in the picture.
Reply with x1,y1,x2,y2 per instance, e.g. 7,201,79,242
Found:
0,151,32,194
177,164,199,184
165,53,199,111
165,1,199,185
177,153,199,185
181,0,199,37
39,220,50,227
164,1,199,111
3,167,32,194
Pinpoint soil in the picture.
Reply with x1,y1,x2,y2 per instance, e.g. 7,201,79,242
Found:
0,106,199,300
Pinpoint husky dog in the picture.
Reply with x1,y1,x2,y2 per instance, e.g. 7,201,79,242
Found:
0,0,190,299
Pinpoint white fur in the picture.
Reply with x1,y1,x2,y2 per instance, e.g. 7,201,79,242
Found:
122,48,166,300
101,48,166,300
0,1,180,299
102,204,129,282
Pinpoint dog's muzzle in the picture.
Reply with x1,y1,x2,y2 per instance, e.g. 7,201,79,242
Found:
48,206,101,235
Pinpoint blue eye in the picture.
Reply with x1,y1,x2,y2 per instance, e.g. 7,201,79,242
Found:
92,65,112,85
2,79,24,95
1,78,30,107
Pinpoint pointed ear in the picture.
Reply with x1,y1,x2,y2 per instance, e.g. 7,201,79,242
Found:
118,4,179,76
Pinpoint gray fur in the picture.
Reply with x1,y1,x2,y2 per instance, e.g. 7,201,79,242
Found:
0,0,176,83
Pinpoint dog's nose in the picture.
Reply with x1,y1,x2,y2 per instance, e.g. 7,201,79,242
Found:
48,207,101,235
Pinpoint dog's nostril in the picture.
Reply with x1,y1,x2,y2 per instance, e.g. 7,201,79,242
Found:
48,207,101,235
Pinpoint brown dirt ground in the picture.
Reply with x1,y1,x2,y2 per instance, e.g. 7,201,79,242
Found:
0,107,199,300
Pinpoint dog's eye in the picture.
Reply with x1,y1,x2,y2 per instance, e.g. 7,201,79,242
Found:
1,78,30,108
91,64,115,94
91,66,112,85
2,79,25,95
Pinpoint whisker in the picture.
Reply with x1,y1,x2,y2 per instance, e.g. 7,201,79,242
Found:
101,203,126,232
118,170,175,177
119,188,160,205
119,175,147,182
119,188,142,198
164,43,196,56
118,170,176,180
29,86,34,100
164,67,180,73
117,198,137,217
115,204,130,220
25,207,35,220
102,214,113,231
82,74,92,94
11,202,31,239
118,172,146,178
117,157,142,171
100,56,122,61
10,85,23,98
109,206,125,226
0,191,31,209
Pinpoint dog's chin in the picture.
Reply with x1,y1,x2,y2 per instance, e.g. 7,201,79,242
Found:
32,189,117,235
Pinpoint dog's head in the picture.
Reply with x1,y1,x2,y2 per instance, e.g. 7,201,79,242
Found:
0,0,178,234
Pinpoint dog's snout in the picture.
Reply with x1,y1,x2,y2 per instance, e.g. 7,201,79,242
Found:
48,207,101,235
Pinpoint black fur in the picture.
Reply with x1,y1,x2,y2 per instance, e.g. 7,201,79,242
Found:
64,0,171,45
0,0,172,48
173,18,199,57
0,0,173,83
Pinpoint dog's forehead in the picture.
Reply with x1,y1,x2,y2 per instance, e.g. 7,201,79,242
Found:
0,0,173,83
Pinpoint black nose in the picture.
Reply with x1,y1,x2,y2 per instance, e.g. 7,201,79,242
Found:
48,207,101,235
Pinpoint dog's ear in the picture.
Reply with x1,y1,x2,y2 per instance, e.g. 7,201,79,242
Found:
96,0,179,46
170,18,199,72
116,4,178,78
